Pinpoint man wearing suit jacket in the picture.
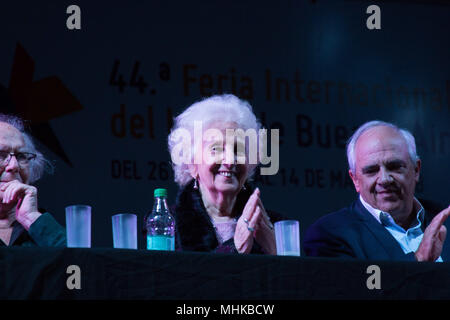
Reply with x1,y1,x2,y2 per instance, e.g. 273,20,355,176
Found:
303,120,449,261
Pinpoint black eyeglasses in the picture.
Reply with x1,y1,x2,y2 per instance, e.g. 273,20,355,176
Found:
0,151,37,167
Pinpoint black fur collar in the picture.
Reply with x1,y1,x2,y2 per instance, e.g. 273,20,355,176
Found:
173,180,253,252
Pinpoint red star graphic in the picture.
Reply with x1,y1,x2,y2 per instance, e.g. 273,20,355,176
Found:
4,43,83,167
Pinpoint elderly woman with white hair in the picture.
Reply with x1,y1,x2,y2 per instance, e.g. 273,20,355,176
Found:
168,94,283,254
0,114,66,247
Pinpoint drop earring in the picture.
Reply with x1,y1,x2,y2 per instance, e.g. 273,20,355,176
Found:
193,177,199,190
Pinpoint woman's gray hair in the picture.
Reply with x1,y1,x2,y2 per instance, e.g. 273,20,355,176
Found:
168,94,262,186
346,120,420,174
0,114,52,183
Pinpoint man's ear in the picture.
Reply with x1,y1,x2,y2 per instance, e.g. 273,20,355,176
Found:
349,169,360,193
414,159,421,183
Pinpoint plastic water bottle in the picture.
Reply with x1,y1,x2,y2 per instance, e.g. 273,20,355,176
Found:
146,188,175,251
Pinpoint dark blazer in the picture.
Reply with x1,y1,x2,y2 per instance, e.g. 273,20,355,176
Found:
0,212,66,247
173,180,284,254
303,198,450,261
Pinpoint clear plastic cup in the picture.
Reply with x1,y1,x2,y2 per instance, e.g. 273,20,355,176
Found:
112,213,137,249
274,220,300,256
66,205,91,248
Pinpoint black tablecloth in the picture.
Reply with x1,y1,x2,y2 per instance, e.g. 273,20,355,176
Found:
1,247,449,300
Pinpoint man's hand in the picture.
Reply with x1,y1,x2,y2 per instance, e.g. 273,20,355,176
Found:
415,206,450,262
0,180,41,231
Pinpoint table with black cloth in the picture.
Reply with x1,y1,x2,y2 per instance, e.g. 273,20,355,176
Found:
0,247,449,300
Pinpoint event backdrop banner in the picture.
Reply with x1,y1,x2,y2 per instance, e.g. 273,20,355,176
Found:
1,1,449,249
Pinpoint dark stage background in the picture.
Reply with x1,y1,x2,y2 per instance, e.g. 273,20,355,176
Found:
1,1,449,251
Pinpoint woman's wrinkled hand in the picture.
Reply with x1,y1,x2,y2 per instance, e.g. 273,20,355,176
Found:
254,192,276,255
234,188,276,254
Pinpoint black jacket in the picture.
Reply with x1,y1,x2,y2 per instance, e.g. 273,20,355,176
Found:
173,180,284,254
0,213,66,247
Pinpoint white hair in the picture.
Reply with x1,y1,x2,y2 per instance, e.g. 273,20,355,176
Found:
0,114,53,183
168,94,262,186
347,120,419,174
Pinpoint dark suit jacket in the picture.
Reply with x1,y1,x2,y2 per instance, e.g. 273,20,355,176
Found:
0,212,66,247
303,198,450,261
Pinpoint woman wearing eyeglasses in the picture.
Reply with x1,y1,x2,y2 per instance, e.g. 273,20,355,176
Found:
0,114,66,247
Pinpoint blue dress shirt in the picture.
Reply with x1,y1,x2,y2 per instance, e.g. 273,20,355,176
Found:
359,195,443,262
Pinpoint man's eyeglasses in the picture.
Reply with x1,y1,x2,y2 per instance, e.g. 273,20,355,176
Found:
0,151,37,167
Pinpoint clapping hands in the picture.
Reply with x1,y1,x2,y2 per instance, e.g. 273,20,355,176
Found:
234,188,276,254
